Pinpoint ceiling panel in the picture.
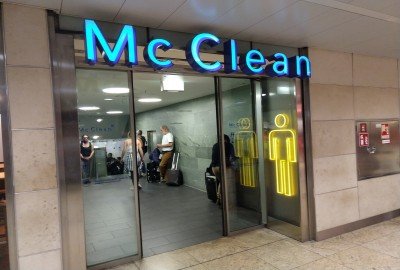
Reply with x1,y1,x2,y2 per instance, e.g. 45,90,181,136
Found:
345,0,399,12
114,0,186,28
3,0,61,11
61,0,124,21
379,2,400,18
233,1,330,43
306,16,399,51
158,0,244,33
275,9,360,44
209,0,297,37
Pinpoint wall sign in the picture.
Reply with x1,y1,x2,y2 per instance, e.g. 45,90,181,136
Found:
84,19,311,78
359,133,369,147
381,123,390,144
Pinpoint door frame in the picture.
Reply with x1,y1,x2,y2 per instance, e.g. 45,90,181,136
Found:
49,21,312,270
49,18,143,270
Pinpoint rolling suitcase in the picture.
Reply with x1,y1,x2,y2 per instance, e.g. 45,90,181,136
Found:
166,153,183,186
205,173,218,203
147,162,160,183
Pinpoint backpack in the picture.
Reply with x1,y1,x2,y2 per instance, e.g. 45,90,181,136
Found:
140,136,148,154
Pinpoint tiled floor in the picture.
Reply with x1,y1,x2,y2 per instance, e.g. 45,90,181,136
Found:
83,175,224,265
108,217,400,270
139,179,223,257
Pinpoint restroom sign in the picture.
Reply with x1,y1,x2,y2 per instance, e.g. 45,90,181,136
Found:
359,122,367,132
381,123,390,144
359,133,369,147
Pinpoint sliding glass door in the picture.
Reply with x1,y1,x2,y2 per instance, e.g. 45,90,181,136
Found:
219,77,262,232
76,69,141,267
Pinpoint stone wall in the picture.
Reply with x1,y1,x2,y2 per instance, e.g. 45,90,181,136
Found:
3,4,62,270
309,48,400,236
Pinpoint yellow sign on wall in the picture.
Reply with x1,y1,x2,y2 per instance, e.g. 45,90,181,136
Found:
268,114,297,196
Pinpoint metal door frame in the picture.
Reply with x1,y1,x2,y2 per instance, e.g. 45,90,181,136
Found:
48,15,143,270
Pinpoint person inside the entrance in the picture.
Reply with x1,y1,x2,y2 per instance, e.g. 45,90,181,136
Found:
80,134,94,185
137,129,147,176
122,131,143,190
210,134,235,203
157,125,174,182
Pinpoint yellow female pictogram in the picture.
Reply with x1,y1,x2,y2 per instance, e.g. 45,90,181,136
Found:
268,114,297,196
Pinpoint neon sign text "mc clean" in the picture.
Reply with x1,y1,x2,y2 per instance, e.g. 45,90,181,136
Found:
84,19,311,78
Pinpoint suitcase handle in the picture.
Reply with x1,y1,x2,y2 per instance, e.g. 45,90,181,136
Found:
171,152,180,170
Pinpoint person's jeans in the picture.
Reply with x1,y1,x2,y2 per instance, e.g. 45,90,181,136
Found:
159,151,173,178
81,159,90,182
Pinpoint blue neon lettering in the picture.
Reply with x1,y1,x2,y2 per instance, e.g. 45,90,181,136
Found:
239,50,265,75
143,38,173,70
185,33,222,73
223,39,238,74
266,52,289,77
84,19,137,66
83,20,311,78
289,56,311,78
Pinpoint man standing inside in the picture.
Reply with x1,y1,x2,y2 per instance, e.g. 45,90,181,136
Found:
157,125,174,182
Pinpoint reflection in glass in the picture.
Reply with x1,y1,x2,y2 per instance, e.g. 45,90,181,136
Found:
261,78,301,237
220,78,261,232
76,69,138,266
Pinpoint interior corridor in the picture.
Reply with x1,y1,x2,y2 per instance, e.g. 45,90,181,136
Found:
107,217,400,270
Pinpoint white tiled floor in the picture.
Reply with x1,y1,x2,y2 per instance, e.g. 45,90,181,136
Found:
108,217,400,270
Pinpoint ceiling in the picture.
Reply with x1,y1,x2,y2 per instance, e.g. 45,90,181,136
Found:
3,0,400,59
76,69,249,116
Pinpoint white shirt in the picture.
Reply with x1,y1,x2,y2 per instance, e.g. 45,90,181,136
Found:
162,132,174,151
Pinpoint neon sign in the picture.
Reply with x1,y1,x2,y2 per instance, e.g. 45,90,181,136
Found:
84,19,311,78
269,114,297,197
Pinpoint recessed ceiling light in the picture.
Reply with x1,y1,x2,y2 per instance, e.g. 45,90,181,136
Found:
261,93,267,97
106,111,123,114
269,93,276,96
277,86,290,94
102,88,129,94
96,118,103,122
79,106,100,111
138,98,162,103
161,75,184,92
92,135,100,139
104,98,113,101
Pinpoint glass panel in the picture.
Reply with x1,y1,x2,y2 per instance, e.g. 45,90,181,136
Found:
220,77,262,232
261,78,301,236
76,69,139,266
0,115,8,270
132,73,222,256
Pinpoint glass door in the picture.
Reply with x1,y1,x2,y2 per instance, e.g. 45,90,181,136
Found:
76,69,141,267
132,73,223,256
219,77,262,232
261,77,302,239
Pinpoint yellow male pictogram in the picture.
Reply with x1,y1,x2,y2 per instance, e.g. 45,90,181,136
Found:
234,118,258,187
269,114,297,196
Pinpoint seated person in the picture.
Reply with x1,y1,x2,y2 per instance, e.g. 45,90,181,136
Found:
210,134,235,203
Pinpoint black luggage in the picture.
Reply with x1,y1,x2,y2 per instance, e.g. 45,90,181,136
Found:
147,162,160,183
205,173,218,203
166,153,183,186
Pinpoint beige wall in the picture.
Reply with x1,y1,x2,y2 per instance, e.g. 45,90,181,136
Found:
309,48,400,233
3,3,62,270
